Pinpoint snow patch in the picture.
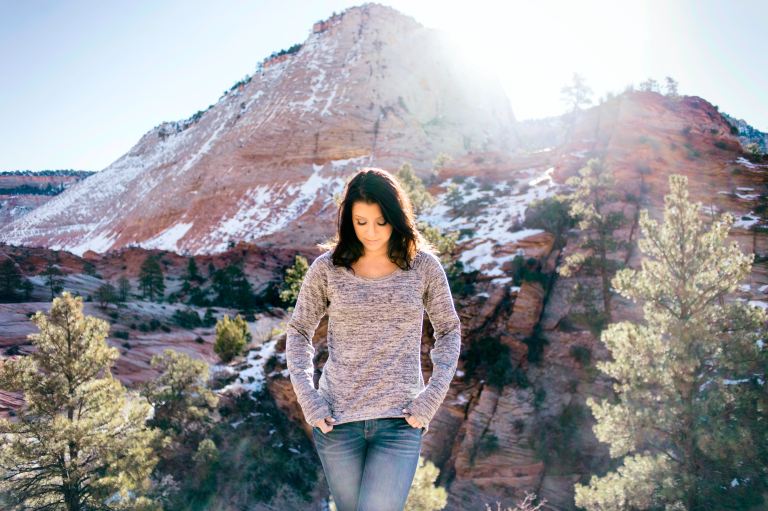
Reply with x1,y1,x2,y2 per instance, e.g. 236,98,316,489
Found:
141,222,194,252
419,167,556,278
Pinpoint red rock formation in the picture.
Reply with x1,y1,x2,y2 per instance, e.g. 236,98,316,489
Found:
0,3,518,257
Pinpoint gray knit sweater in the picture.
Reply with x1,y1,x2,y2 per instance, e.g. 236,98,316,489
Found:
285,248,462,434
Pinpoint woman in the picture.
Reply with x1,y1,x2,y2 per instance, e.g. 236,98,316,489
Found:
285,167,462,511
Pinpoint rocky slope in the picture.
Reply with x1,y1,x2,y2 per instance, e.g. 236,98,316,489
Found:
0,3,518,257
0,170,93,227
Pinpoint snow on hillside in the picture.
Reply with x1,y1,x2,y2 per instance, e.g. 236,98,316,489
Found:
420,166,558,278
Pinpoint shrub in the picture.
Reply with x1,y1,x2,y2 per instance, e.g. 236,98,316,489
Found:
446,260,477,297
173,307,203,329
462,336,526,389
214,314,250,363
523,197,574,249
569,345,592,366
476,432,500,459
523,325,549,365
203,308,217,327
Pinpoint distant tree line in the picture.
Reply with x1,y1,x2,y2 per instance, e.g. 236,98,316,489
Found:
0,182,68,196
0,169,94,177
266,43,302,61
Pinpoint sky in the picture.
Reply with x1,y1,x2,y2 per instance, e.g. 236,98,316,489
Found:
1,0,766,171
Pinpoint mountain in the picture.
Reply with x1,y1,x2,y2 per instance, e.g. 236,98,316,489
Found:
0,3,518,256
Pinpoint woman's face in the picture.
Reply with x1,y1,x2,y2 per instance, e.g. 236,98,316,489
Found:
351,201,393,254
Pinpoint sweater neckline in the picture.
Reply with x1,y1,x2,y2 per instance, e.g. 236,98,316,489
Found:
342,264,403,282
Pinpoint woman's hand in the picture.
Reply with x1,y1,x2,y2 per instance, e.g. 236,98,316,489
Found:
402,408,424,429
314,416,336,433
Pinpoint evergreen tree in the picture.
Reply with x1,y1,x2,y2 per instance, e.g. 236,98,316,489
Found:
523,196,575,250
140,349,219,471
396,162,436,216
117,275,131,301
560,72,593,113
139,254,165,301
0,291,161,510
445,182,463,210
211,262,255,310
639,77,661,93
183,257,204,284
665,76,679,97
181,257,208,306
95,281,118,309
43,260,65,300
203,307,216,327
280,254,309,307
82,260,97,277
428,153,451,185
20,278,33,301
416,220,458,263
213,314,251,363
557,158,627,322
0,258,24,302
574,174,768,510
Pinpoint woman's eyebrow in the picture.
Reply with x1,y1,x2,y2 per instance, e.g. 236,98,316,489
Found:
353,214,384,220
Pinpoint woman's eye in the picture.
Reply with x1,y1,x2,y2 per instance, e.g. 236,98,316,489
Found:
356,221,387,226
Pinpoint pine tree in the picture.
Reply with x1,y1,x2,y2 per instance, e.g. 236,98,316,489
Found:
180,257,205,303
0,291,161,510
0,258,24,302
557,158,627,322
117,275,131,301
560,72,593,114
574,174,768,510
203,307,216,327
142,349,218,437
183,257,203,284
140,349,219,473
665,76,679,97
211,262,255,310
280,254,309,306
139,254,165,301
43,260,65,300
639,77,661,93
396,162,436,216
95,281,118,309
445,182,462,210
430,153,451,184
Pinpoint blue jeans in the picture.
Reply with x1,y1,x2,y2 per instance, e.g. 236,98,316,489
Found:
312,417,424,511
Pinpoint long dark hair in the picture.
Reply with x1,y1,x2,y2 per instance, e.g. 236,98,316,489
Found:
319,167,433,271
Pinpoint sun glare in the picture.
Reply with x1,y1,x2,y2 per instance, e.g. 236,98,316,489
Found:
425,0,651,120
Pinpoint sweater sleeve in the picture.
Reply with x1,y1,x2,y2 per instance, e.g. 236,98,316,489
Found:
407,253,462,426
285,254,333,426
